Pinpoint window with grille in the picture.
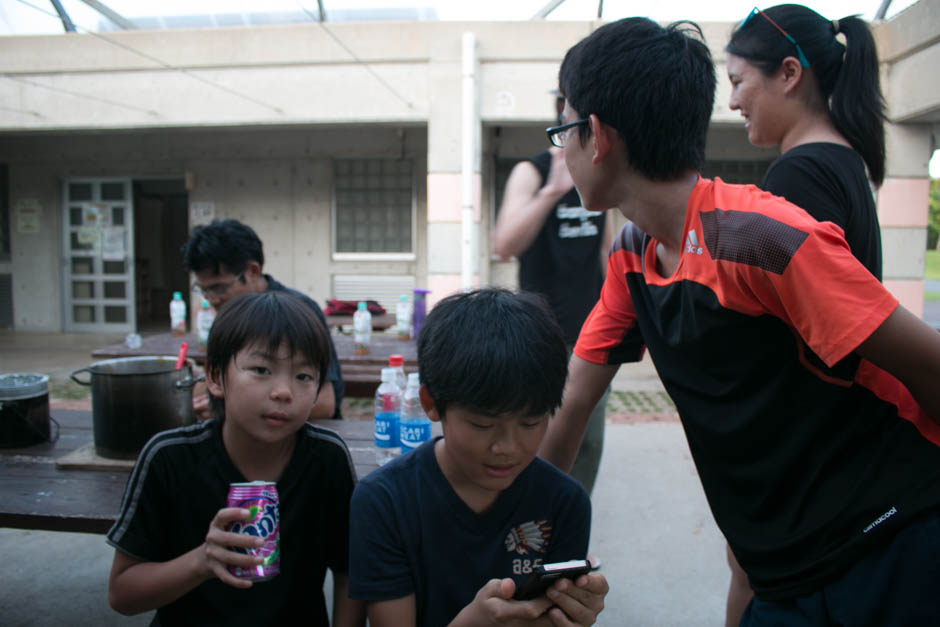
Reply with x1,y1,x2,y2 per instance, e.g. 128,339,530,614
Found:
333,159,414,255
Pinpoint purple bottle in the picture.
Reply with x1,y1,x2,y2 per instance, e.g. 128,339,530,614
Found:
412,288,430,340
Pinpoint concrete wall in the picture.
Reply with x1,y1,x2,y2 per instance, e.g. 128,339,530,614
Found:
873,0,940,315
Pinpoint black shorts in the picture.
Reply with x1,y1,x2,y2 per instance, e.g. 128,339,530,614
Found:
741,507,940,627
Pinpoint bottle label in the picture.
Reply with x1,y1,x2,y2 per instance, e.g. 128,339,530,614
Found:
400,419,431,451
374,412,400,448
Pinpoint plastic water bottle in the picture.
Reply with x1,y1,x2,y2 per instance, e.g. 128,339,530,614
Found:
170,291,187,336
400,372,431,454
353,301,372,355
395,294,412,341
196,299,215,349
388,354,407,393
374,367,401,465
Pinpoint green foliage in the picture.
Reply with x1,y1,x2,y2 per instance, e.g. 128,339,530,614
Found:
926,250,940,280
928,179,940,250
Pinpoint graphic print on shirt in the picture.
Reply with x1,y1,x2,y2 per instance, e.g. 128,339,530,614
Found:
685,229,703,255
504,520,552,555
558,204,603,239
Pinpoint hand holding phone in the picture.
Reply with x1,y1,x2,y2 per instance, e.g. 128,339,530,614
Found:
513,559,594,600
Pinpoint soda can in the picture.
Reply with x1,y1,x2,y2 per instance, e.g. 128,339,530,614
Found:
225,481,280,581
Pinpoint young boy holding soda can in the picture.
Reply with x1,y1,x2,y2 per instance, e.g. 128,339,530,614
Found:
107,291,364,626
348,288,609,626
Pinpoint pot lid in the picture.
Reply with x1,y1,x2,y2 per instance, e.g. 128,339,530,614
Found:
0,373,49,401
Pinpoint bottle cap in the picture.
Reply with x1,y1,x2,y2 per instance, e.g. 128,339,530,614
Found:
357,301,367,310
389,354,404,367
407,372,420,386
173,291,182,299
201,299,210,308
381,367,397,383
399,294,408,301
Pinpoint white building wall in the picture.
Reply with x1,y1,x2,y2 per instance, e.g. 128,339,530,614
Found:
0,10,937,330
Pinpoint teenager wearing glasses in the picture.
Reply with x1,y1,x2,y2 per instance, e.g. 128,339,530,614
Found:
539,15,940,627
724,6,888,623
181,219,344,421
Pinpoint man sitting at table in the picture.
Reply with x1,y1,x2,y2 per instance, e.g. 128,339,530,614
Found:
181,218,344,420
348,288,608,626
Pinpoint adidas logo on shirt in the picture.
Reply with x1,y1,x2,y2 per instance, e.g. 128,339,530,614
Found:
685,229,703,255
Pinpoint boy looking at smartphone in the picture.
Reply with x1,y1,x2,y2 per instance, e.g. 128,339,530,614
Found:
107,291,364,626
349,288,608,626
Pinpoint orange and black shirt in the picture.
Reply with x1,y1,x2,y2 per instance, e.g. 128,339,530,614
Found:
576,177,940,600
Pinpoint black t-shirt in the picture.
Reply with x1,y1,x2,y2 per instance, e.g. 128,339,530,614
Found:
265,274,345,418
349,438,591,626
107,420,357,626
761,143,882,280
518,151,606,344
577,178,940,600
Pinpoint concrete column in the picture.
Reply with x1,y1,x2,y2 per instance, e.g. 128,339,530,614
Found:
9,165,62,330
425,32,482,309
878,122,934,316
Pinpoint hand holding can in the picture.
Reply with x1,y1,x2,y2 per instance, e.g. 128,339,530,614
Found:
203,507,264,588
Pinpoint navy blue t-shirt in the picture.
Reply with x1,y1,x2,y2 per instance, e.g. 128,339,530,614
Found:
349,438,591,626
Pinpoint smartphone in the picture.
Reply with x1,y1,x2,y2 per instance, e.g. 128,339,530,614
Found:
513,559,594,600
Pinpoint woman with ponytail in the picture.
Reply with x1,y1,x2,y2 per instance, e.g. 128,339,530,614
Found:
726,3,886,280
724,6,888,625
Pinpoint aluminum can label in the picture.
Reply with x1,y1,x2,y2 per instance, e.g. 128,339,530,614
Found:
226,481,280,581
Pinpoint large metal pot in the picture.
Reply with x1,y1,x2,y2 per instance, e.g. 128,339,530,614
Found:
0,373,53,448
71,356,199,459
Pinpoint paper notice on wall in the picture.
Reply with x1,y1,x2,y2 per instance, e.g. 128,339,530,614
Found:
76,226,99,248
15,198,41,233
91,202,112,227
102,227,126,260
190,201,215,225
83,205,101,226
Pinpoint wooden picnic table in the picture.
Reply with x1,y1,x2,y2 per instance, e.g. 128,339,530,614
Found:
92,332,204,363
91,331,418,398
0,409,433,535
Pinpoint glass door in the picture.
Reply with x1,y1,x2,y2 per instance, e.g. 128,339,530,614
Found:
62,178,135,333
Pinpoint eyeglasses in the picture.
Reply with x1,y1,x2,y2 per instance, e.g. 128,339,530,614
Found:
741,7,810,68
191,272,244,299
546,119,589,148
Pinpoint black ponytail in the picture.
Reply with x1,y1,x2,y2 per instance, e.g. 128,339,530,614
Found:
829,15,886,185
726,4,886,185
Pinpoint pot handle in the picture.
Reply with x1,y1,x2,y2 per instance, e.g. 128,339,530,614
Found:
70,368,92,386
176,373,205,391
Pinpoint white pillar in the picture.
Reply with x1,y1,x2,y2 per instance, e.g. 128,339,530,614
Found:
461,31,478,292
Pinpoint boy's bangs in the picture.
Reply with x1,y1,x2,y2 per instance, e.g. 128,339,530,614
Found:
207,292,331,388
417,289,568,419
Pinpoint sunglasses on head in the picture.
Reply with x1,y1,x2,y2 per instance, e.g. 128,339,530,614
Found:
741,6,810,68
